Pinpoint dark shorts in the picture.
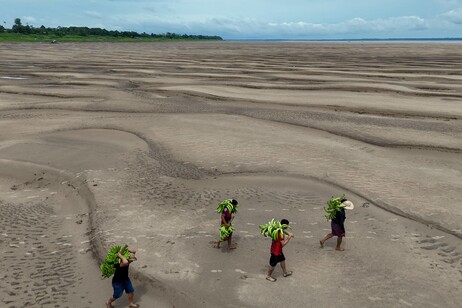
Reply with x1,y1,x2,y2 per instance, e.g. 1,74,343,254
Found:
112,278,134,299
331,222,345,237
269,253,285,267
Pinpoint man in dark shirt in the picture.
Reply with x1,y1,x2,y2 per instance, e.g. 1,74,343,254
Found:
106,247,138,308
266,219,293,282
320,199,353,251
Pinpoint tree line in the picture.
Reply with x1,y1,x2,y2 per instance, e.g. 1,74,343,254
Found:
0,18,223,40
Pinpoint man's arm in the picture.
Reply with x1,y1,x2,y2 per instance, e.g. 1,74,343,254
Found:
281,232,293,247
221,213,230,227
117,248,129,267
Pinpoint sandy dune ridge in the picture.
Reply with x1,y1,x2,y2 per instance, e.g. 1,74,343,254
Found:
0,42,461,307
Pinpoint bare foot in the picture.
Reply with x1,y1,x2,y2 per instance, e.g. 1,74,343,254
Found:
266,276,277,282
319,240,324,248
106,302,114,308
228,244,237,250
336,247,345,251
129,304,139,308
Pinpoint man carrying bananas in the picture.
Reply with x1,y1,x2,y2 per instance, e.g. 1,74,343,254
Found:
320,198,354,251
266,219,293,282
215,199,239,250
106,246,138,308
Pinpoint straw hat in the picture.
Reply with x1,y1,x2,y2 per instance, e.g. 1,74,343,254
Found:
341,200,354,210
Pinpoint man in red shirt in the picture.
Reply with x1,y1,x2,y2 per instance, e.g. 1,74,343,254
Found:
266,219,293,282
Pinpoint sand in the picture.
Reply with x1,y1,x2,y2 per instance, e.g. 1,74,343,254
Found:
0,41,461,307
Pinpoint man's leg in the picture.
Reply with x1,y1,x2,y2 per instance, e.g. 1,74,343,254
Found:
125,279,138,307
280,260,292,277
266,266,276,281
336,236,344,251
320,233,333,247
106,297,116,307
266,255,277,281
227,234,236,249
107,282,123,307
280,261,287,275
127,292,138,307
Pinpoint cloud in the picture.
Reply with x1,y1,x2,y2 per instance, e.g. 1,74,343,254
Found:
107,13,432,38
442,8,462,23
22,16,37,24
85,11,103,19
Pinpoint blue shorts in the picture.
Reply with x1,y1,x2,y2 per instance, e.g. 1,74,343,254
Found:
112,278,135,299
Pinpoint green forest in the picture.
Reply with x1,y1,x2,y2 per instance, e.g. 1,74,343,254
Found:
0,18,223,42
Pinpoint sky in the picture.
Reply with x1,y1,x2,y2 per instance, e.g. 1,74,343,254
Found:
2,0,462,39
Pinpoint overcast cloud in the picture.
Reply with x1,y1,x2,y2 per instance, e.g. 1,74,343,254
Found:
1,0,462,39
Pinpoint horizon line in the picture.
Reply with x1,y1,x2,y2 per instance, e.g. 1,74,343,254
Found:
225,37,462,42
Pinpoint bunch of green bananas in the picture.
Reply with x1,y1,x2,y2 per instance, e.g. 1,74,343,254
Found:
100,262,116,278
219,225,235,241
324,194,346,220
100,244,131,278
216,199,238,214
259,219,290,241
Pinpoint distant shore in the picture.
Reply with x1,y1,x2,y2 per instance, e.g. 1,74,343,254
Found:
0,33,223,43
227,37,462,42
